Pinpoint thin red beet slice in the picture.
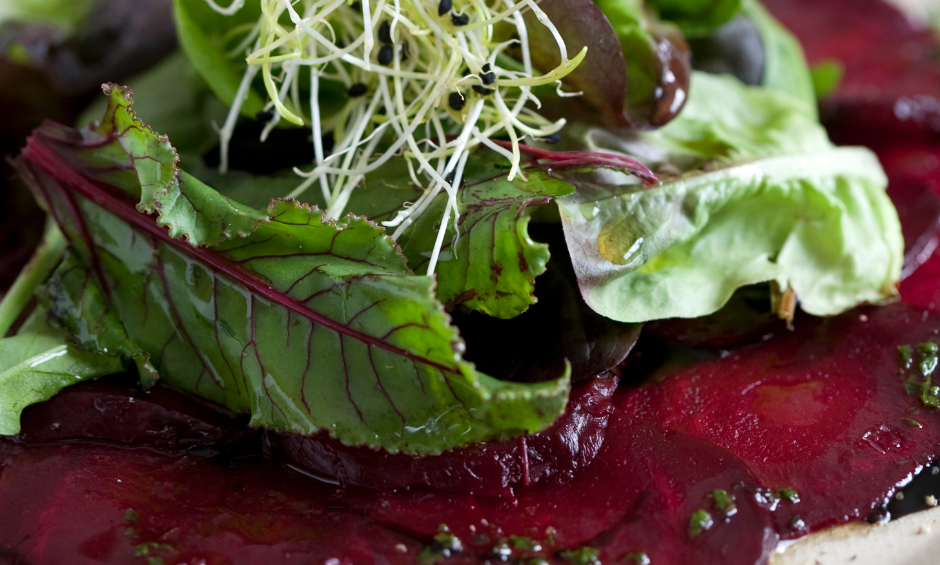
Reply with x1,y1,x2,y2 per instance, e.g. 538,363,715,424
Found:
625,304,940,538
764,0,940,145
278,376,618,496
6,307,940,563
0,443,422,565
17,379,246,450
353,418,776,565
0,413,776,565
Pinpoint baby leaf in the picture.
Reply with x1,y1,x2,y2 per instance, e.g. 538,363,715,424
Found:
16,90,571,454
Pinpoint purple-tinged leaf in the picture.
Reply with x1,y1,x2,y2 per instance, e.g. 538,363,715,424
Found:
523,0,691,129
15,93,571,455
490,140,657,185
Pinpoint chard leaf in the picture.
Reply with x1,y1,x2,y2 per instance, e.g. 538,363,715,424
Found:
0,308,125,435
52,84,267,246
77,52,231,159
394,154,575,318
276,154,573,318
16,94,571,454
559,72,902,322
188,154,567,319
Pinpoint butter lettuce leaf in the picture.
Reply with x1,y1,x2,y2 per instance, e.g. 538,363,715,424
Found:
16,85,571,454
559,72,902,322
742,0,816,117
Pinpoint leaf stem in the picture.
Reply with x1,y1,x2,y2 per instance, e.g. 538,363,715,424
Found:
0,222,67,337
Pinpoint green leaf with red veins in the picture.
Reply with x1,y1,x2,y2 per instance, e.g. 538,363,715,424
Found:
16,92,571,454
394,156,574,319
52,84,267,246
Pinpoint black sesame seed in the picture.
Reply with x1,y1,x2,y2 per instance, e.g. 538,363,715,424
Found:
255,108,276,122
451,12,469,26
448,92,466,111
438,0,452,16
378,44,394,65
444,170,456,185
542,131,561,144
472,84,494,96
481,63,491,72
378,21,391,44
347,82,368,97
479,70,496,85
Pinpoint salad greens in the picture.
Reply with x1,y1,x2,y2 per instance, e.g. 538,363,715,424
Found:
741,0,816,115
648,0,741,38
16,85,575,454
0,306,124,435
0,0,98,32
559,72,900,322
0,0,904,451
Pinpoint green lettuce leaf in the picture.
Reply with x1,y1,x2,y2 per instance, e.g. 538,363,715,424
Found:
0,308,125,435
16,85,571,454
558,72,902,322
0,0,96,31
648,0,741,38
742,0,816,116
172,0,266,118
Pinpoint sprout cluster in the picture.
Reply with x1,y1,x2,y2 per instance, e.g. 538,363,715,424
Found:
208,0,583,274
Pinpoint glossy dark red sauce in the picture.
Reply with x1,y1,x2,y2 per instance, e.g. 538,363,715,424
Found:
6,1,940,564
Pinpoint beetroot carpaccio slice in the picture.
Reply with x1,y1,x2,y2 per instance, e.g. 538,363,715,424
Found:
2,304,940,565
277,376,618,496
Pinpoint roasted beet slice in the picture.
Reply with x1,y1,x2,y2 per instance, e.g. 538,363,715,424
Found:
278,376,618,495
882,144,940,279
7,306,940,563
333,417,776,565
0,407,775,565
626,304,940,538
765,0,940,145
762,5,940,161
17,379,247,450
0,443,422,565
901,244,940,310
